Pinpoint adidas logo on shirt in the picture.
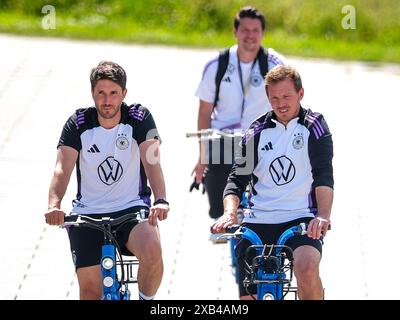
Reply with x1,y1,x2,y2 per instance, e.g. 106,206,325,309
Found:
222,76,231,83
87,144,100,153
261,142,273,151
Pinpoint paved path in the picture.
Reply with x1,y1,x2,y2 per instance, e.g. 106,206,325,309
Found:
0,34,399,300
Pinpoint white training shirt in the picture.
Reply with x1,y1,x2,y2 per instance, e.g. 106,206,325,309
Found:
57,103,160,214
195,45,287,130
224,107,334,224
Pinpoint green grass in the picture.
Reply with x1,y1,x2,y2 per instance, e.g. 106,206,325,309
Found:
0,0,399,63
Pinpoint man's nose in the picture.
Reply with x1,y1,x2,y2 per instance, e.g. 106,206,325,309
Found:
103,94,111,104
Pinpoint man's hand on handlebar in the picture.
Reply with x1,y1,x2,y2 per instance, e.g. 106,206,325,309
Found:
149,203,169,226
307,216,331,239
211,211,238,234
44,208,66,226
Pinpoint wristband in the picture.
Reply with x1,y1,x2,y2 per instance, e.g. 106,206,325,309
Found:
154,198,169,206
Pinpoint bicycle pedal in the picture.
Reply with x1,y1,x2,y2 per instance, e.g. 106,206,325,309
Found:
209,233,228,244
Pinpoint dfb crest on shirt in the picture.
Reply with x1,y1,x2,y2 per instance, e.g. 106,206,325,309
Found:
98,156,123,185
251,73,263,87
227,63,235,75
116,133,129,150
292,133,304,150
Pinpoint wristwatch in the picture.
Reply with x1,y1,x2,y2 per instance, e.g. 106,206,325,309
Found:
153,198,169,206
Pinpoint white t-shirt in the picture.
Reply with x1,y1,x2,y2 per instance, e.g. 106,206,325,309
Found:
58,103,160,214
195,45,287,130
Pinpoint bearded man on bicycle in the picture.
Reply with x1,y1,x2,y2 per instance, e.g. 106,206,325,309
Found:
44,61,169,300
212,65,333,300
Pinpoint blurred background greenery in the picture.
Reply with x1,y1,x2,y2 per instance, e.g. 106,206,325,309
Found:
0,0,399,62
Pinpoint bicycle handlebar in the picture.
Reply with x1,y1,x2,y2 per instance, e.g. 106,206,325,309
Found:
186,129,242,139
212,221,331,243
62,209,148,229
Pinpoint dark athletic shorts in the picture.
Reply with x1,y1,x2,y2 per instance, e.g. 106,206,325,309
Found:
235,217,323,297
67,205,148,270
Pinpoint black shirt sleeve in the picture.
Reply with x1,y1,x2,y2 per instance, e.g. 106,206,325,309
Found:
223,122,261,200
57,113,82,151
308,114,334,189
131,106,161,145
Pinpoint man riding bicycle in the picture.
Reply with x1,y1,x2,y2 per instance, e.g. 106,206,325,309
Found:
212,65,333,300
44,61,169,300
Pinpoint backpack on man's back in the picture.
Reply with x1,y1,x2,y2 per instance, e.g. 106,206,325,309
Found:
213,47,269,108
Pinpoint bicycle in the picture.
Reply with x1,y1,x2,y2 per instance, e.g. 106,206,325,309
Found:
215,222,310,300
62,209,148,300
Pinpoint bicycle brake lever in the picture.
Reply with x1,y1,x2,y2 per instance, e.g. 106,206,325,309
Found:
299,222,308,235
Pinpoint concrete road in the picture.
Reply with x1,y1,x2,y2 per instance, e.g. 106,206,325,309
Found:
0,34,399,300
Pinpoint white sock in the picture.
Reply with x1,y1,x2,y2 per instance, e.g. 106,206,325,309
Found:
139,291,155,300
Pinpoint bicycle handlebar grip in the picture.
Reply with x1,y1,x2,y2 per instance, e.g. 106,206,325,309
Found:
225,225,241,233
186,133,199,138
63,215,78,223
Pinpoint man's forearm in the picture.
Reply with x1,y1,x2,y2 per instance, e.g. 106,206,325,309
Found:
48,171,70,209
315,186,333,220
223,194,240,215
197,101,213,162
147,163,167,201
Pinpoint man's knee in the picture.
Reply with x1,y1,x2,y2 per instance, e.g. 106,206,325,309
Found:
76,266,103,300
78,275,102,299
132,232,162,265
141,241,162,264
294,255,320,284
293,246,321,282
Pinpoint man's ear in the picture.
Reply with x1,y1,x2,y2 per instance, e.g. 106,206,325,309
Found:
299,88,304,100
122,88,128,98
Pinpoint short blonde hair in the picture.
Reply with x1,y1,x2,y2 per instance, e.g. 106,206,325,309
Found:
264,65,302,95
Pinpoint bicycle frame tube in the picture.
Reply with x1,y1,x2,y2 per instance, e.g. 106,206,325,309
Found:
277,226,300,246
101,244,120,300
240,226,263,245
63,213,144,300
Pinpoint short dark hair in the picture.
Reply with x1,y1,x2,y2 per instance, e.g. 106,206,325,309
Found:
265,65,303,94
234,6,266,31
90,61,127,90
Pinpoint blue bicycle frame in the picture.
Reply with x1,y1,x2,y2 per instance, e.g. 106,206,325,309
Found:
240,224,304,300
101,243,130,300
63,210,146,300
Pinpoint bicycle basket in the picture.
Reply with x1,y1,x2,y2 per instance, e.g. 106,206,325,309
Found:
116,257,139,284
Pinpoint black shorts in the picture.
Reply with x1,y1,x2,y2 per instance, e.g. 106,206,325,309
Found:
235,217,323,297
67,205,148,270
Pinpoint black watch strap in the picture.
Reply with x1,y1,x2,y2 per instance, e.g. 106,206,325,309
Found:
153,198,169,206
